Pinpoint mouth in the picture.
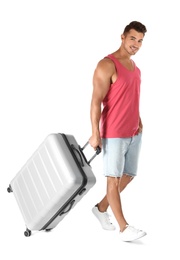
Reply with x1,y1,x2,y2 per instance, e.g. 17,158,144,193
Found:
130,46,138,53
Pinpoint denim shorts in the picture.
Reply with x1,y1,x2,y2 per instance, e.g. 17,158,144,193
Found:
102,133,142,178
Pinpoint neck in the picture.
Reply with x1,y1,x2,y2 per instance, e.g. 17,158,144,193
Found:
114,47,132,60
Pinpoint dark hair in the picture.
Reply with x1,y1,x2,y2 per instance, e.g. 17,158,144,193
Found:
123,21,147,36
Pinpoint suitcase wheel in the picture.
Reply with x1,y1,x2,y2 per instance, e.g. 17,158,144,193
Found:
45,228,52,232
24,228,31,237
7,185,13,193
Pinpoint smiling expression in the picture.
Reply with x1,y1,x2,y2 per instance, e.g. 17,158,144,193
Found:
121,29,144,56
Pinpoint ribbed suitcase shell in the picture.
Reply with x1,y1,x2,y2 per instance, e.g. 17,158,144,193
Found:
8,133,97,236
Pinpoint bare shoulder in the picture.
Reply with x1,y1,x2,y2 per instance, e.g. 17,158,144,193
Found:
97,57,115,70
95,57,116,76
92,56,116,95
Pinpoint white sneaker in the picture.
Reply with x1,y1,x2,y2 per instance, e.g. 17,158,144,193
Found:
120,225,147,242
92,205,116,230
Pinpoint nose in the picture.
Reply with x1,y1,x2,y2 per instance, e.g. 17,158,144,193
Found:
133,40,139,47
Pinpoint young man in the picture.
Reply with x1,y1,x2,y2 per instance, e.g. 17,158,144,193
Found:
89,21,147,242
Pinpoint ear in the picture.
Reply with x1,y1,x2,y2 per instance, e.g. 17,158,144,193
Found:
121,34,125,40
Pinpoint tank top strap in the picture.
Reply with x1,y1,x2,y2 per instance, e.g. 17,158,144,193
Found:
105,54,122,74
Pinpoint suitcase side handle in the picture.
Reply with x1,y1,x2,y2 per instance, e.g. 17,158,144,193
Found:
59,200,75,216
81,141,101,164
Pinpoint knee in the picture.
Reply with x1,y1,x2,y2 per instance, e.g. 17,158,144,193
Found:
124,174,134,183
128,175,134,182
107,177,119,192
118,174,134,192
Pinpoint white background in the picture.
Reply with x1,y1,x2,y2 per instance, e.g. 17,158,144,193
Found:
1,0,180,259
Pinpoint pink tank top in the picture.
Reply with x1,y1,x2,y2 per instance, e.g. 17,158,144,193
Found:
100,54,141,138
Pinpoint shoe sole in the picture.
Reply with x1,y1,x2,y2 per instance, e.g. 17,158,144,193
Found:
122,232,147,242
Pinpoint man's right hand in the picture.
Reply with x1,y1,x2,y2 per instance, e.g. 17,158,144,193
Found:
89,135,102,151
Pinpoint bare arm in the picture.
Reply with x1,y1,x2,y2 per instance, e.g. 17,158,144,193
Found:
89,58,115,149
139,117,143,133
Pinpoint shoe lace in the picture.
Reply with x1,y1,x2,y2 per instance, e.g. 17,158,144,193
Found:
104,212,113,225
127,225,142,233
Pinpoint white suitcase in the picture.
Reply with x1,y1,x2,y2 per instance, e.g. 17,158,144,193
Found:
7,133,101,237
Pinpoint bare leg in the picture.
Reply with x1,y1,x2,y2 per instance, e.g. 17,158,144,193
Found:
118,174,134,192
97,174,134,212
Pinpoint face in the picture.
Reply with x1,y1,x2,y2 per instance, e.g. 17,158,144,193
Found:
121,29,144,55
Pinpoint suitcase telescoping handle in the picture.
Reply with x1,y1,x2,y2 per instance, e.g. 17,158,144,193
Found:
81,141,101,164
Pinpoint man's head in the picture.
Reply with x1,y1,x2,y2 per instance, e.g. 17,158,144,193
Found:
121,21,147,55
123,21,147,36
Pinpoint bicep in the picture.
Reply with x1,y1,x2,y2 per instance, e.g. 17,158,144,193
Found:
92,62,112,103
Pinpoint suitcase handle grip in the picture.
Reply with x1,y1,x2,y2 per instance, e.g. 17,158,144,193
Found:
71,145,84,167
81,141,101,164
59,200,75,216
